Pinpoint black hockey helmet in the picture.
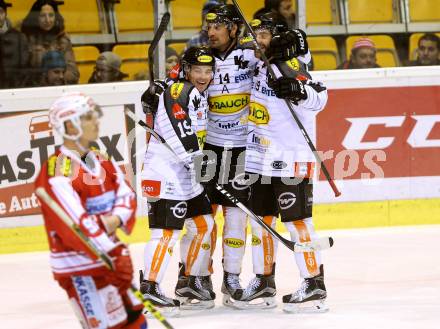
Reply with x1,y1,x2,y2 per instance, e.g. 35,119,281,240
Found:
250,12,288,35
181,46,215,72
205,4,242,28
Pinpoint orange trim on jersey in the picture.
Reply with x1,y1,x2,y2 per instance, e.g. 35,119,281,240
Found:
262,216,275,275
293,220,319,276
148,229,173,282
294,162,315,178
185,215,206,276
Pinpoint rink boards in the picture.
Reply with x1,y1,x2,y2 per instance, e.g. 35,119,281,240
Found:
0,67,439,252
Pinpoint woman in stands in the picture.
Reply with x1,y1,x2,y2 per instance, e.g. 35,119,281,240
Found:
21,0,79,85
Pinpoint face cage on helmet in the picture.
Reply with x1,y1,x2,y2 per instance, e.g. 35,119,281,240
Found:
56,106,102,141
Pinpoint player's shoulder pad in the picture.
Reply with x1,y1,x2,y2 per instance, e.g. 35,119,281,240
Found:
164,81,195,108
238,35,254,49
276,57,312,81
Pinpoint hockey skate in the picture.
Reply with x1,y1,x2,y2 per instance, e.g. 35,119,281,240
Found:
221,271,243,308
283,265,329,314
232,274,277,310
139,279,180,317
174,262,189,295
175,275,216,310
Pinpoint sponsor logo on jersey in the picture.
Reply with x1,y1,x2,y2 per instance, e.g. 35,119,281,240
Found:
251,133,271,147
272,161,287,170
197,130,206,148
142,180,161,197
172,103,186,120
171,201,188,219
201,243,211,250
224,238,244,248
248,102,270,124
240,36,253,45
278,192,296,210
286,57,300,71
86,191,116,214
208,94,250,114
252,235,261,246
170,83,184,100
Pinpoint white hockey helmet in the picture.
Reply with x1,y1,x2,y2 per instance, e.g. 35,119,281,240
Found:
49,92,101,140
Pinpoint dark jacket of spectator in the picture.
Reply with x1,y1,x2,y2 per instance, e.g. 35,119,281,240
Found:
21,0,79,85
0,15,30,88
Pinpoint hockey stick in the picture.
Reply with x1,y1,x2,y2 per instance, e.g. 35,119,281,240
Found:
126,111,334,253
35,187,175,329
144,12,171,145
148,12,171,83
231,0,340,198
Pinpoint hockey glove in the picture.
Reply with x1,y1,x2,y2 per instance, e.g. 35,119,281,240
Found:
268,77,308,102
270,29,309,60
108,244,133,291
141,80,168,115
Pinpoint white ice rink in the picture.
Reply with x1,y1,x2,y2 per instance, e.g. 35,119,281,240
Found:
1,225,439,329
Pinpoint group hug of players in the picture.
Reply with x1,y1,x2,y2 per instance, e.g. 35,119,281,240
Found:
36,4,329,329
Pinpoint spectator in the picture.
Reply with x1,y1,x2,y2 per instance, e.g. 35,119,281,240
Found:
407,33,440,66
185,0,225,50
338,37,381,69
89,51,128,83
0,0,30,88
40,50,65,86
254,0,296,29
21,0,79,85
165,46,179,74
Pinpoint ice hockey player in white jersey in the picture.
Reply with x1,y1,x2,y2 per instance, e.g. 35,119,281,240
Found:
233,13,329,313
140,47,217,313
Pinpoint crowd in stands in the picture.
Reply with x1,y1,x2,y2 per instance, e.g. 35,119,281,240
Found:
0,0,438,89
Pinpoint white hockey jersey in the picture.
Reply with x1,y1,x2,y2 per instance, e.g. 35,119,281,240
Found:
245,58,328,177
142,81,208,200
206,42,259,147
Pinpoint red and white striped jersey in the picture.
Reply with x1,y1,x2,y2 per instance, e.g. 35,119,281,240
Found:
35,146,136,279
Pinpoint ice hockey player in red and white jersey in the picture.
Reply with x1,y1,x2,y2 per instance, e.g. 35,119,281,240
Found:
232,13,329,313
35,93,147,329
140,46,217,313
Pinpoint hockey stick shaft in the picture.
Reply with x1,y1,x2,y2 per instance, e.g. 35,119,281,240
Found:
148,12,171,84
231,0,340,198
35,187,175,329
127,112,333,253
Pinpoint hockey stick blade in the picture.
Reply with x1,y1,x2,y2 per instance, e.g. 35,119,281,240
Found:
215,184,333,252
148,12,171,82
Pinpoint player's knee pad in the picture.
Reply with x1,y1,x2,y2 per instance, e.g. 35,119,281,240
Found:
149,228,179,247
284,217,318,242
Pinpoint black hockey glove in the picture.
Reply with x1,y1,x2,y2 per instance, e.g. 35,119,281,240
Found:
268,77,308,102
269,29,309,60
141,80,168,115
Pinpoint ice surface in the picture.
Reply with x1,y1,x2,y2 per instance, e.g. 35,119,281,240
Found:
1,225,439,329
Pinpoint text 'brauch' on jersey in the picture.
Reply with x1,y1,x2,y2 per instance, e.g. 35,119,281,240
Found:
207,44,259,148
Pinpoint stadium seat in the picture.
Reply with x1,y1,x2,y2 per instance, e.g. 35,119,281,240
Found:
113,44,150,80
5,0,33,28
73,46,100,84
242,0,265,21
408,0,440,22
171,0,205,29
347,0,395,23
307,0,333,25
62,2,102,34
7,1,102,34
346,35,400,67
409,32,440,61
114,0,154,32
308,36,339,70
168,43,186,56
